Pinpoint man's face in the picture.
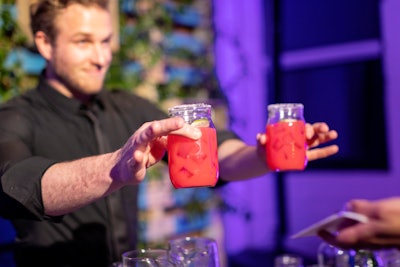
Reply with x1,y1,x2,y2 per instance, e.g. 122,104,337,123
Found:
46,4,113,97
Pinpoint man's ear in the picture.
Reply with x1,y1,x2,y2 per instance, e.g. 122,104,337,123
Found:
34,31,52,60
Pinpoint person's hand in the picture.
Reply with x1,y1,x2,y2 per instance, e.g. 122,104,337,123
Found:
318,197,400,250
256,122,339,161
111,117,201,184
305,122,338,161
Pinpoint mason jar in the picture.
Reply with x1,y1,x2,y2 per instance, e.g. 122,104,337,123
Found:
167,103,219,188
265,103,307,171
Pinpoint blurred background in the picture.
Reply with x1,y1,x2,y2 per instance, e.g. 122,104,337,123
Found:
1,0,399,266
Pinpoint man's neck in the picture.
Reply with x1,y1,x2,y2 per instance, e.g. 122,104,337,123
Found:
45,69,94,105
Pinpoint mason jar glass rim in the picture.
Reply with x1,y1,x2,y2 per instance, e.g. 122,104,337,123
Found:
168,235,217,244
168,103,211,114
268,103,303,111
122,248,168,260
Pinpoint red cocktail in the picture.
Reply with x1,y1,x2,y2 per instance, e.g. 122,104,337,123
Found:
266,119,307,171
167,127,219,188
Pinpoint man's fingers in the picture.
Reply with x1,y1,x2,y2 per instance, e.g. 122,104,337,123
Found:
308,130,338,147
169,122,202,139
307,144,339,161
138,118,184,142
305,122,329,138
137,118,201,146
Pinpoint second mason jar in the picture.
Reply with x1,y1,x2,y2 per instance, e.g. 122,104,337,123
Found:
167,103,219,188
265,103,307,171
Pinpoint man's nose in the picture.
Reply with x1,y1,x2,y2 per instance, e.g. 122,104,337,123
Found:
91,44,109,66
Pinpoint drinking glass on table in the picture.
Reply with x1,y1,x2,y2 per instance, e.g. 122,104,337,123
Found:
168,236,220,267
354,250,381,267
317,242,353,267
122,248,177,267
376,249,400,267
274,254,304,267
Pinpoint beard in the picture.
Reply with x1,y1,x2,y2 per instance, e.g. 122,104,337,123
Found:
50,60,108,99
58,70,104,96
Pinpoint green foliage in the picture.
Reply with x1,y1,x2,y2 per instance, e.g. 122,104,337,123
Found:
105,0,219,106
105,0,174,94
0,1,34,102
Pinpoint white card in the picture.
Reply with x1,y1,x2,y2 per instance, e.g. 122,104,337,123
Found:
291,211,369,239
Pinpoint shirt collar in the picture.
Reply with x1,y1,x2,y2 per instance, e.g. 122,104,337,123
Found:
36,75,108,115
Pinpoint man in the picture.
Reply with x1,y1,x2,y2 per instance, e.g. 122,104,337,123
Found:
319,197,400,251
0,0,339,266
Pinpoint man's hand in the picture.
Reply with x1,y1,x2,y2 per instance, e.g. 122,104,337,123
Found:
305,122,339,161
256,122,339,162
111,117,201,184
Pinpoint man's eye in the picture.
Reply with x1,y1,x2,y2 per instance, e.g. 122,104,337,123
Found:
102,39,112,45
77,40,89,45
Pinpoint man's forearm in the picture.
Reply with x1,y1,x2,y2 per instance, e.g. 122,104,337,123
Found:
41,151,122,216
218,140,268,181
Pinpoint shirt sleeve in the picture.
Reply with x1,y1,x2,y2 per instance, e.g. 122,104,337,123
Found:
0,107,57,220
216,129,241,146
214,129,241,187
1,157,57,220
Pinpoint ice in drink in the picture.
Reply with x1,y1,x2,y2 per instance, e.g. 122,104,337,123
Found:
266,119,307,171
167,103,219,188
266,103,307,171
167,127,219,188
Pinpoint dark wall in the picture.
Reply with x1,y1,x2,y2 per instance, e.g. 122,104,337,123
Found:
272,0,387,170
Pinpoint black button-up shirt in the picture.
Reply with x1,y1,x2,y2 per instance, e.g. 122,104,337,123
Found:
0,77,237,267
